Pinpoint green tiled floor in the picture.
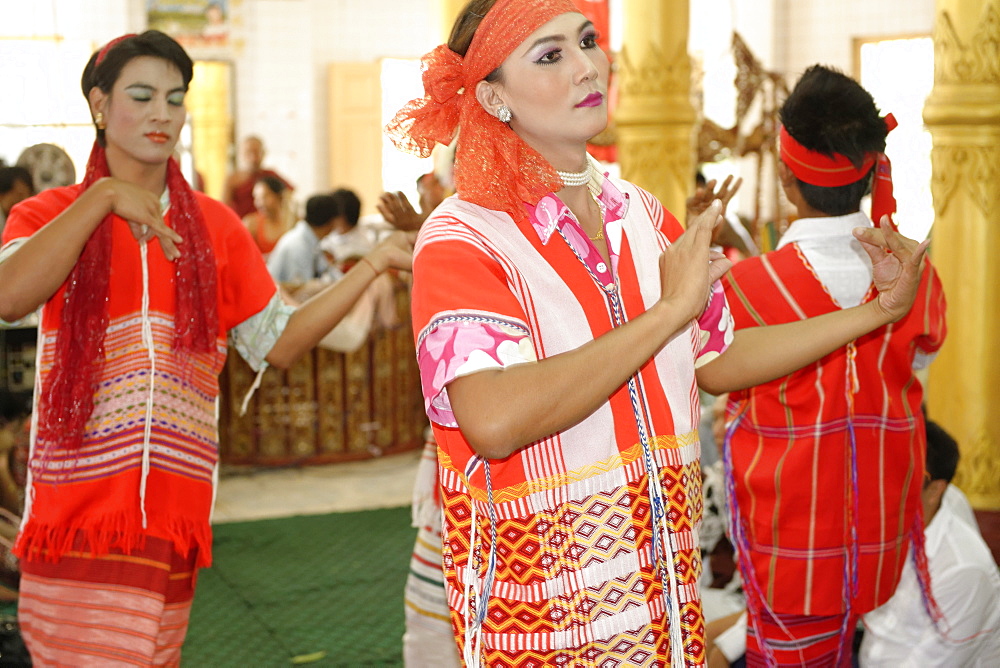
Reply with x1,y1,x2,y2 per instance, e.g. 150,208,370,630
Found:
185,507,415,667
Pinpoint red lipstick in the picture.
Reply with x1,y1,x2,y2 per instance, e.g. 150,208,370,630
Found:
146,132,169,144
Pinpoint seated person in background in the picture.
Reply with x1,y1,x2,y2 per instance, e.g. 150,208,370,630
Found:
243,175,292,257
321,187,372,268
284,188,396,349
860,419,1000,667
267,193,338,284
223,135,293,218
0,166,34,237
375,171,447,231
0,390,29,517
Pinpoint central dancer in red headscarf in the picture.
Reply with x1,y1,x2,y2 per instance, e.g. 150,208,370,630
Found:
389,1,933,665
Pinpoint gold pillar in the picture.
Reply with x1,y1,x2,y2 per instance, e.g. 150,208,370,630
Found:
615,0,695,219
435,0,467,43
924,0,1000,510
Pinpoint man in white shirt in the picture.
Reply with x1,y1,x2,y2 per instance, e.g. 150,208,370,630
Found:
267,193,338,284
861,420,1000,666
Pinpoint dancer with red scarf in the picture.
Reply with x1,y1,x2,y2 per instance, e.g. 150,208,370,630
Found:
0,31,413,666
721,65,947,666
390,2,934,665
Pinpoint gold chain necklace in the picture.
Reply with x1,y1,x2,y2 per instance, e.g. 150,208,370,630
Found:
587,190,605,242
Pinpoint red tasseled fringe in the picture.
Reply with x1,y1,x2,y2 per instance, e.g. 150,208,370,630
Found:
910,508,945,628
13,513,214,569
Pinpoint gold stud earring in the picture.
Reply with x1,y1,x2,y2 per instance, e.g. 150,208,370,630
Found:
95,112,106,130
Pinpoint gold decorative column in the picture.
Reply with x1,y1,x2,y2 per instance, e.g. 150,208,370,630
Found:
436,0,467,42
615,0,695,219
924,0,1000,511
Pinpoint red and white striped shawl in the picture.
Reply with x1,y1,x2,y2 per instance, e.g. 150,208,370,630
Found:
411,179,720,663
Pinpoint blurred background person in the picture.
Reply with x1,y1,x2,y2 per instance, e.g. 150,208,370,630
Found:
267,192,338,284
243,174,293,258
0,166,34,238
222,135,292,218
321,187,370,269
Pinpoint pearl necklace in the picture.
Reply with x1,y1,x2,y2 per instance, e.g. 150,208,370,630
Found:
557,162,592,187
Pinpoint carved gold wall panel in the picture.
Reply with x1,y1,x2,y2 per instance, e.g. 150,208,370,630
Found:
924,0,1000,509
615,2,696,220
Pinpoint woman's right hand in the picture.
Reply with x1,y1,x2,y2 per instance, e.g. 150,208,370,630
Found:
657,200,732,322
96,178,184,261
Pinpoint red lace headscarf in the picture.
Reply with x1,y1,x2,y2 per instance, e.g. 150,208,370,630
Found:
386,0,579,218
38,34,218,453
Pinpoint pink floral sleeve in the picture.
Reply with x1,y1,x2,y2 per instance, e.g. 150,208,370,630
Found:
695,281,734,368
417,317,536,427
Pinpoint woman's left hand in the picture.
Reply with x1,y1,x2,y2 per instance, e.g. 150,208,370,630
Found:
377,192,425,231
686,175,743,224
853,218,929,322
365,231,418,273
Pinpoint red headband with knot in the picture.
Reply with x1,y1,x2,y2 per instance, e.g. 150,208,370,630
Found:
386,0,579,217
96,33,137,66
780,113,898,228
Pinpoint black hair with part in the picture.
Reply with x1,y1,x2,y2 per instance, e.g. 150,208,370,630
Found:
925,419,960,485
81,31,194,146
330,188,361,228
780,65,887,216
304,194,338,228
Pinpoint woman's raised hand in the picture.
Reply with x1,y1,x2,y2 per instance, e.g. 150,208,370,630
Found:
98,178,184,261
853,218,929,322
376,191,425,231
659,200,733,322
686,175,743,224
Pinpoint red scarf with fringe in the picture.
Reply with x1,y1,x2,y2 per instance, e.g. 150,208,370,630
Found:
37,142,218,454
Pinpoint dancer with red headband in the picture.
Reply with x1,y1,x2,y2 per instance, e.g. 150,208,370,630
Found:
390,2,934,665
721,65,947,665
0,31,414,665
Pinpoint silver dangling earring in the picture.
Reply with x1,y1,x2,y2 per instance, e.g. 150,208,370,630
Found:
497,105,512,123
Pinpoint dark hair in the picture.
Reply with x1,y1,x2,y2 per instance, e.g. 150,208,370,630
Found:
779,65,887,216
0,166,33,195
331,188,361,228
0,390,30,427
448,0,503,83
81,31,193,146
925,419,960,484
256,175,287,196
304,194,338,228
